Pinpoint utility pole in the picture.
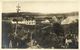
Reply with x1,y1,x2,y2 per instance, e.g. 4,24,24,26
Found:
9,2,21,48
16,2,20,13
13,2,21,48
14,2,21,37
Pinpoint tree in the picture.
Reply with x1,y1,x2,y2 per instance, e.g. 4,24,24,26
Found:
68,19,78,35
52,23,64,36
33,23,65,48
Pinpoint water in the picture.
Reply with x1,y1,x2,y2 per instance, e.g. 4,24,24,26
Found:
2,22,29,48
2,22,10,48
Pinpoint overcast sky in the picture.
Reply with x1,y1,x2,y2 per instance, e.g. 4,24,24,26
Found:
2,1,78,13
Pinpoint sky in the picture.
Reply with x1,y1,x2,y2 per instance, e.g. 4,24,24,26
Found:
2,1,78,13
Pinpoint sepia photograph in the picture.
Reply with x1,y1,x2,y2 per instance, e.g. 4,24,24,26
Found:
2,1,78,49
